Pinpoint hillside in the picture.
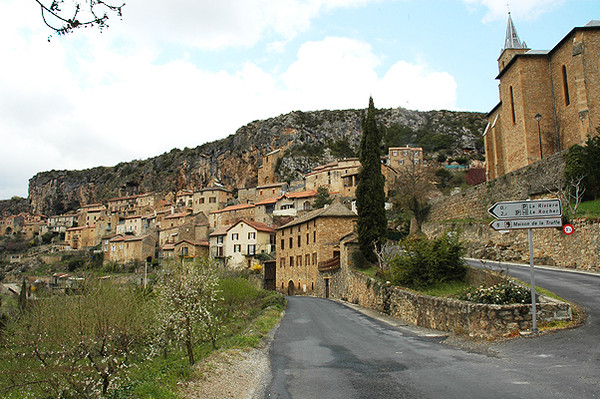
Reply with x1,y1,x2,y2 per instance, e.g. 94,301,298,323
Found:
26,107,486,215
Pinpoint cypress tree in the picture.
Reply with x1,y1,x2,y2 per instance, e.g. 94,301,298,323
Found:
356,97,387,262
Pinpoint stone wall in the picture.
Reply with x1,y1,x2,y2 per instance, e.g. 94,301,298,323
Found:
428,152,564,222
424,218,600,272
322,238,571,339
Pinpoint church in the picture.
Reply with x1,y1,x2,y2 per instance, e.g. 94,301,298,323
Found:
484,15,600,180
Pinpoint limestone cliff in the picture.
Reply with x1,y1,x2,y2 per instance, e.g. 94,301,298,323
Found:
28,108,486,215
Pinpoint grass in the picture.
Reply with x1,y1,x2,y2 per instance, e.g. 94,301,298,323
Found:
573,198,600,219
420,280,471,297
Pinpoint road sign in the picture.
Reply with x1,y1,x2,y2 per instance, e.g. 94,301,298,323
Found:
562,224,575,235
488,199,562,219
490,217,563,231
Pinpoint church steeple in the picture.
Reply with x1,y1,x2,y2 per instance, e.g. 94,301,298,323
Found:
504,12,527,50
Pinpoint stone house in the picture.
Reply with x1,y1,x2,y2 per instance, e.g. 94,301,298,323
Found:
78,204,107,227
209,219,275,268
47,212,78,234
258,148,284,186
209,203,256,229
116,215,144,235
305,159,361,194
485,17,600,180
254,197,278,224
192,185,233,216
387,146,424,169
161,239,209,259
65,225,97,249
276,201,357,296
256,183,287,202
104,234,156,264
23,221,48,240
0,214,24,236
176,189,194,208
106,195,139,215
158,214,209,247
273,190,318,217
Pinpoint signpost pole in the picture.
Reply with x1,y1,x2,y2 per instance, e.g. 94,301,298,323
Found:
527,229,537,333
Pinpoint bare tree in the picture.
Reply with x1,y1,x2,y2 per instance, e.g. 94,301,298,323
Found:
544,173,585,220
391,162,438,234
33,0,124,39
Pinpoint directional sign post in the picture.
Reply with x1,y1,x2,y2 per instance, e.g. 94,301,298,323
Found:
488,199,563,333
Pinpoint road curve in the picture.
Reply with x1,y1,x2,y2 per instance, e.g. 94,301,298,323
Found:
264,294,600,399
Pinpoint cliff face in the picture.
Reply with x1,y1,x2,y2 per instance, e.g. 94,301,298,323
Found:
28,107,486,215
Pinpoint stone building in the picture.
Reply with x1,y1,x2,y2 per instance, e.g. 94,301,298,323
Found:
387,146,424,169
208,203,256,229
305,159,361,194
484,16,600,180
65,225,97,249
258,149,284,186
104,234,156,264
275,201,357,296
192,185,233,216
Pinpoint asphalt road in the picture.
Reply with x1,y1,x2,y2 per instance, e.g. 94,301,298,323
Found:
264,263,600,399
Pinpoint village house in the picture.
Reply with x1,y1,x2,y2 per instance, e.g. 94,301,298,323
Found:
274,190,318,217
192,185,233,216
23,220,48,240
135,192,158,212
47,212,78,234
65,225,97,250
484,17,600,180
209,203,256,229
276,201,357,296
258,148,285,186
78,204,107,227
209,219,275,268
305,159,361,194
104,234,156,264
176,189,194,208
116,215,144,235
387,146,424,169
256,183,287,202
106,195,139,215
158,213,209,247
254,197,278,225
0,214,24,236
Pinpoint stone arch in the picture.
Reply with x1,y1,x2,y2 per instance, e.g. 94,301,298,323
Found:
287,280,295,296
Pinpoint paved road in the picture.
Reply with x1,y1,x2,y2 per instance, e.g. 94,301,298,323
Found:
264,263,600,398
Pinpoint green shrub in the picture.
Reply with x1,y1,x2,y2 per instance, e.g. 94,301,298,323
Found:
458,280,534,305
387,232,467,289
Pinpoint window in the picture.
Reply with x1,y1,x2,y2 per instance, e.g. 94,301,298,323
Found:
297,255,302,267
306,233,309,245
313,231,316,242
280,258,285,268
232,233,239,240
248,232,256,240
510,86,516,124
181,247,188,256
562,65,570,106
289,237,293,248
234,244,241,253
393,150,397,156
200,198,205,204
248,244,256,255
298,236,301,247
209,197,217,203
280,239,284,250
312,252,317,265
305,254,310,266
217,236,224,244
290,256,294,267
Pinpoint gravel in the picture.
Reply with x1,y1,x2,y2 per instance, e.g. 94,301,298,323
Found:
179,322,279,399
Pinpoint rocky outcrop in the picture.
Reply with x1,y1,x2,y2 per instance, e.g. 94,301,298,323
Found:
28,108,486,215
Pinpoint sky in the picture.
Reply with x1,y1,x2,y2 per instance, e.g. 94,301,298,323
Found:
0,0,597,200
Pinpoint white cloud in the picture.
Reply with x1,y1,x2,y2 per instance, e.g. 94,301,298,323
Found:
462,0,566,22
121,0,380,49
